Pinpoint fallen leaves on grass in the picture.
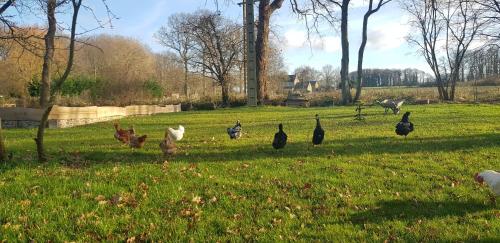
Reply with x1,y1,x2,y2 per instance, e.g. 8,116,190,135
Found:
19,199,31,208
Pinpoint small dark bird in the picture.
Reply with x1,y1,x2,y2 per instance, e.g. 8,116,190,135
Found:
395,112,414,138
272,123,287,149
227,120,242,139
312,114,325,145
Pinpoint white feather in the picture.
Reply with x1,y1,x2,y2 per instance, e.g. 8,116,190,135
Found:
479,170,500,196
167,125,184,141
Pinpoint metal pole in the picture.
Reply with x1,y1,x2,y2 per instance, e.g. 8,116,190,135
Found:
242,4,247,95
244,0,257,106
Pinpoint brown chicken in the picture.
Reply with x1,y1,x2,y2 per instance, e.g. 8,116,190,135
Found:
114,123,132,144
159,131,177,156
129,134,147,149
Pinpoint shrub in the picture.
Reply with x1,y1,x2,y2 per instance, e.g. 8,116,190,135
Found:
143,79,164,98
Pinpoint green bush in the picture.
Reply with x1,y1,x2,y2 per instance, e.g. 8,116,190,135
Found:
60,76,98,96
143,79,164,98
27,77,41,97
27,76,99,98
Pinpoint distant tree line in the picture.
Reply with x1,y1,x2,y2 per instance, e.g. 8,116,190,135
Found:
349,68,434,87
291,65,433,88
464,46,500,82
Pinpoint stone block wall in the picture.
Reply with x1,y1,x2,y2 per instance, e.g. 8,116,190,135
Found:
0,104,181,129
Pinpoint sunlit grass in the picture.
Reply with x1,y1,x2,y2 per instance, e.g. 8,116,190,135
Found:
1,104,499,241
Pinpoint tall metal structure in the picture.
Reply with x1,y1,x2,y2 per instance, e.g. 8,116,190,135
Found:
243,1,258,106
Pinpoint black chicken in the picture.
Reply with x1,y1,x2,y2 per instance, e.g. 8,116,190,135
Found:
227,120,242,139
395,112,414,138
272,123,287,149
312,114,325,145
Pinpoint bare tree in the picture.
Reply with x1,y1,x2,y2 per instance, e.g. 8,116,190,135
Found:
404,0,484,101
255,0,285,103
474,0,500,40
188,11,242,107
353,0,392,102
36,0,81,162
35,0,114,162
290,0,353,104
320,64,340,88
156,13,195,99
294,65,320,82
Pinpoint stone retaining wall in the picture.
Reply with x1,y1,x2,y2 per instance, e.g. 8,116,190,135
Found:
0,104,181,129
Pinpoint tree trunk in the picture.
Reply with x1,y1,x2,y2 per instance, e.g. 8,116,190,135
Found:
256,3,271,103
36,0,57,162
449,68,460,101
221,80,230,107
340,2,352,104
184,62,189,99
35,105,53,162
255,0,284,104
0,124,6,163
354,11,370,103
39,0,57,108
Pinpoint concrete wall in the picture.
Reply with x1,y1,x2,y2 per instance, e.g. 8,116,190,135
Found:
0,104,181,129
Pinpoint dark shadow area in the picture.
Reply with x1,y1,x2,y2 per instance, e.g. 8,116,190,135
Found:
349,199,493,224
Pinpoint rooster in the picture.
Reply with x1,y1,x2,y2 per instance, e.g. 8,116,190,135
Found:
227,120,242,139
167,125,185,141
395,112,414,138
160,130,177,156
377,99,405,114
272,124,287,150
312,114,324,145
114,123,132,144
475,170,500,203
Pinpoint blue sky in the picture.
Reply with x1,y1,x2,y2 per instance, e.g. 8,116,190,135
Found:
9,0,432,74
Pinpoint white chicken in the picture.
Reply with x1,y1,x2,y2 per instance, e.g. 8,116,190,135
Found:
167,125,185,141
475,170,500,197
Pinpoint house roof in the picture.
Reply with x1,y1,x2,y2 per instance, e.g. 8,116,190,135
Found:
294,81,311,90
285,74,297,83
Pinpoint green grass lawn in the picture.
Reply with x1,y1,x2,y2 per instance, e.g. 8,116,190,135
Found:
1,104,499,241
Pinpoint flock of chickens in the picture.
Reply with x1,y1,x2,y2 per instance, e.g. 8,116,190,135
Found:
112,110,499,200
113,123,184,156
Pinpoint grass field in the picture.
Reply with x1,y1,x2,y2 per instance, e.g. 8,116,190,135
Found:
1,104,499,241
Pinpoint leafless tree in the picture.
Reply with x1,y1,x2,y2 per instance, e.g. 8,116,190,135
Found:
320,64,340,88
255,0,285,103
473,0,500,40
289,0,352,104
294,65,320,82
35,0,81,162
187,11,243,107
33,0,114,162
404,0,485,101
353,0,392,102
156,13,196,99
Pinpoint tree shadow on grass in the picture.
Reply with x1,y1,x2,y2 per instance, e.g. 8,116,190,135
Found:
349,199,492,225
173,133,500,164
1,133,498,171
